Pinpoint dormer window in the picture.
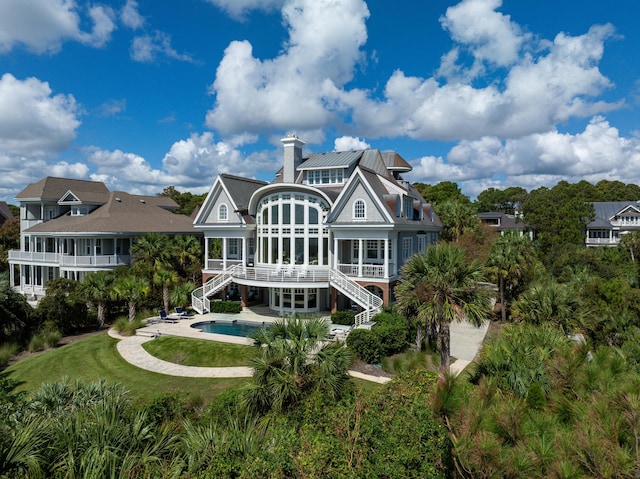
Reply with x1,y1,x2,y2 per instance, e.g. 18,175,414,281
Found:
307,169,344,185
353,199,366,220
218,204,228,221
71,206,88,216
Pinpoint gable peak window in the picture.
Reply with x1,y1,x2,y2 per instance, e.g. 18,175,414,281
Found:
353,199,366,219
218,204,228,221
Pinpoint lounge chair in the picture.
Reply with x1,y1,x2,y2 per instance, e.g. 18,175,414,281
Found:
159,309,177,323
174,307,191,318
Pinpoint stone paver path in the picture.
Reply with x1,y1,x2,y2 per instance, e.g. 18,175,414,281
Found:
110,308,489,381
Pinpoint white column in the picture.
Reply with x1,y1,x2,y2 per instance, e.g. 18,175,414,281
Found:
358,238,363,277
384,238,389,279
333,237,338,269
222,238,227,270
242,237,247,266
204,237,209,269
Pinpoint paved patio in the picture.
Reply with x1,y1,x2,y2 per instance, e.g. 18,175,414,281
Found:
109,306,488,382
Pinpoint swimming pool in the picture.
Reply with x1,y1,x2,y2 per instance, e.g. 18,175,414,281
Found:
191,320,266,337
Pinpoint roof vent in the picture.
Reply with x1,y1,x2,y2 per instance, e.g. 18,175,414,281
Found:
115,197,121,202
140,199,145,204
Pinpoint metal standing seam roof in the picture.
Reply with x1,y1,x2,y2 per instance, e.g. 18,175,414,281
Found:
298,150,364,170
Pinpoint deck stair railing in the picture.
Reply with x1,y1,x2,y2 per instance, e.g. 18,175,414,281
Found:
191,264,242,314
329,269,383,327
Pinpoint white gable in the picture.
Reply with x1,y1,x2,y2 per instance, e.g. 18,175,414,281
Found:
329,172,391,224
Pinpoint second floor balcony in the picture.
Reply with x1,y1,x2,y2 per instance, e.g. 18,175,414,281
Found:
9,250,131,267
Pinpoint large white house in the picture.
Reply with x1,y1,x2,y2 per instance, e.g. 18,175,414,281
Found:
192,136,442,325
9,177,199,299
586,201,640,247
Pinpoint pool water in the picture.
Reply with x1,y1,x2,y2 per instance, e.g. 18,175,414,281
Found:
192,320,265,337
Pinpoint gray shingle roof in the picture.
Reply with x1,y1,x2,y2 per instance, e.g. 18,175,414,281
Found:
25,191,197,235
589,201,640,227
220,174,268,211
16,177,109,201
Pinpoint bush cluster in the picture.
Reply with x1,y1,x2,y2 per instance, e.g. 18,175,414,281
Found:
330,310,355,325
347,312,409,364
210,300,242,314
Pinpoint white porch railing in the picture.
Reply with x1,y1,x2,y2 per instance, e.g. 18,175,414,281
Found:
9,251,131,267
8,251,58,263
191,264,242,314
206,258,243,270
237,266,329,283
329,269,383,327
337,263,395,278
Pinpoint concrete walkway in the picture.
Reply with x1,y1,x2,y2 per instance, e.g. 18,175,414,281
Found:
110,308,489,381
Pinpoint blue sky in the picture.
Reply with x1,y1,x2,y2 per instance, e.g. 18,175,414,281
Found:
0,0,639,203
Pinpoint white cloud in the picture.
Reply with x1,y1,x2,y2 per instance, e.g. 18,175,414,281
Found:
0,0,115,54
203,0,285,20
409,116,640,198
97,99,126,117
206,0,369,135
83,132,281,196
439,0,527,68
121,0,144,30
334,136,370,151
207,0,621,148
0,74,80,157
131,31,194,63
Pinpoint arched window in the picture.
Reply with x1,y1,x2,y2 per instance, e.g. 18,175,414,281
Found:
218,204,228,221
353,199,366,219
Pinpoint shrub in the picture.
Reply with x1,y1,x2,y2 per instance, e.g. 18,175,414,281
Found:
27,333,46,352
0,342,19,366
112,316,146,336
210,301,242,314
347,328,381,363
331,310,356,325
375,322,409,357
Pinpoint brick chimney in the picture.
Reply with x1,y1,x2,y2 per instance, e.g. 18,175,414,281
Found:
281,134,305,183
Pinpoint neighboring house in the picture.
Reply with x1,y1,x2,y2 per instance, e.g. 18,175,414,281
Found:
586,201,640,247
9,176,199,299
0,201,13,226
477,212,533,239
192,135,442,325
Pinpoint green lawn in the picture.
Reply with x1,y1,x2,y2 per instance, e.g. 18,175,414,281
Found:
142,336,258,366
4,333,249,403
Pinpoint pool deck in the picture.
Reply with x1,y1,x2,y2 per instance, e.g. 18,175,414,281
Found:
110,306,487,382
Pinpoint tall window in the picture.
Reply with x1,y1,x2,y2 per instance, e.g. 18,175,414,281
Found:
353,199,366,219
218,204,228,221
402,237,413,262
256,192,328,265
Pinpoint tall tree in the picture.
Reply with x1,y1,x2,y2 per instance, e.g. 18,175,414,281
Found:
414,181,470,207
153,267,179,314
396,243,492,372
81,270,115,328
172,234,202,280
485,232,536,322
522,181,595,256
437,199,479,242
131,233,171,273
112,275,150,322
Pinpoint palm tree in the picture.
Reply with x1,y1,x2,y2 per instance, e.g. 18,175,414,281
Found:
244,317,353,412
131,233,171,272
81,270,115,328
170,281,197,312
153,267,179,314
437,200,478,242
396,243,492,372
485,232,535,322
112,274,150,322
172,234,201,279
